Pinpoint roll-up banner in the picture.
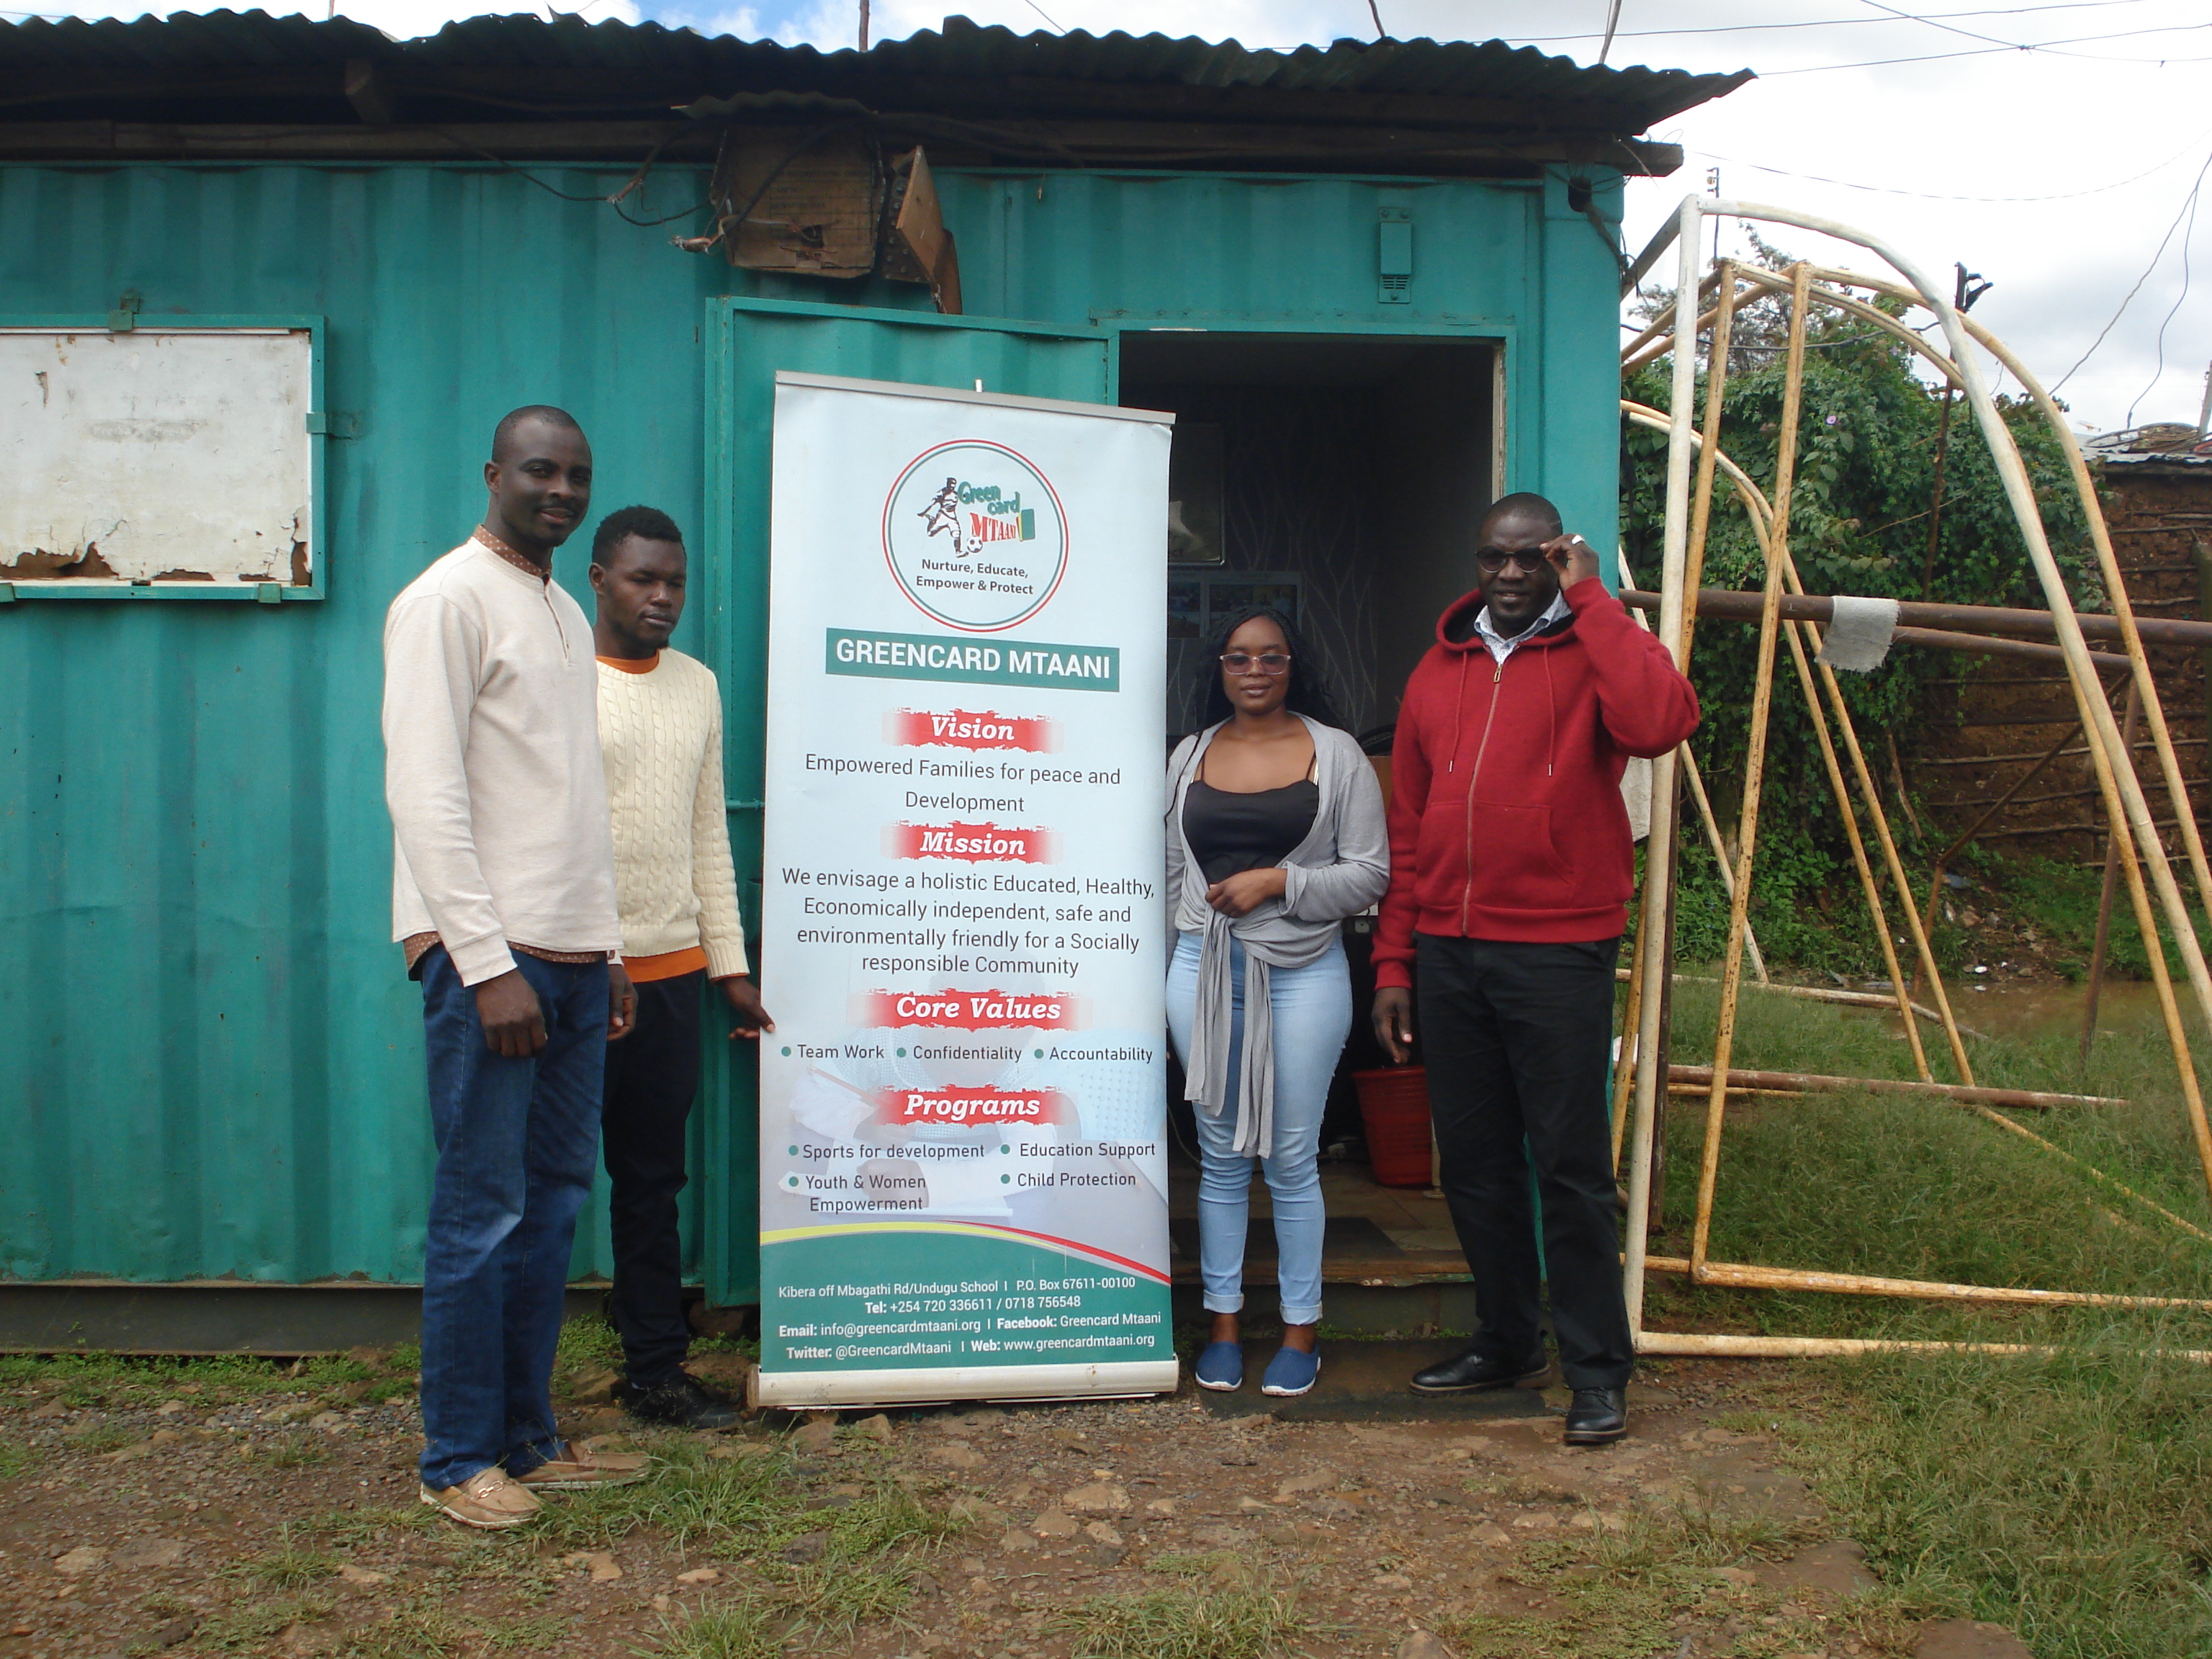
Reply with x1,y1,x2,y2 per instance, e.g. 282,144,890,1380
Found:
755,372,1176,1408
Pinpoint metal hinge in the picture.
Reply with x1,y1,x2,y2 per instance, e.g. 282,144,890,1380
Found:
304,411,362,438
107,290,141,333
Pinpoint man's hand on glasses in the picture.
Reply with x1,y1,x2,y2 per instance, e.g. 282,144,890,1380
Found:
1219,651,1292,675
1541,533,1600,589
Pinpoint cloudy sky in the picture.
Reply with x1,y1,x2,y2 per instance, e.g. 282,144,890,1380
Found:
12,0,2211,435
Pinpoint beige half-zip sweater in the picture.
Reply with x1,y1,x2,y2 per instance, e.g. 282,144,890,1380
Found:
595,649,750,980
383,538,621,987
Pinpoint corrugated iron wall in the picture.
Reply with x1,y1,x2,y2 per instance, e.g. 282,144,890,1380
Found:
0,161,756,1284
0,157,1618,1290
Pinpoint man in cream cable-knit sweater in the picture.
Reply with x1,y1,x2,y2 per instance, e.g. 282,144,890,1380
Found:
588,505,774,1431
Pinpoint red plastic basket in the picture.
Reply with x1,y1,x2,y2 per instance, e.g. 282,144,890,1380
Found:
1353,1066,1434,1187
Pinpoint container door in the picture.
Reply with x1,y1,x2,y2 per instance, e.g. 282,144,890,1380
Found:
698,297,1111,1305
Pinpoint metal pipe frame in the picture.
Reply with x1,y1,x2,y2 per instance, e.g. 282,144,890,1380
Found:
1619,208,2212,1359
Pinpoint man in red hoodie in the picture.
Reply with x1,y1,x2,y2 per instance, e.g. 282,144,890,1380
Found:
1372,492,1699,1446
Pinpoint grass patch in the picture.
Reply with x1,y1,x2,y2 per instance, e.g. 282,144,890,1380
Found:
1640,984,2212,1655
655,1599,784,1659
1781,1342,2212,1658
248,1431,332,1470
0,1440,35,1478
1045,1581,1308,1659
194,1592,336,1650
64,1421,143,1453
307,1504,436,1544
648,1563,920,1656
234,1527,339,1591
0,1346,405,1407
774,1560,917,1637
535,1436,965,1568
1444,1507,1830,1659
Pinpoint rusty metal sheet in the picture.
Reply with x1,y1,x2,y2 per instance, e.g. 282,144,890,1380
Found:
1,326,314,586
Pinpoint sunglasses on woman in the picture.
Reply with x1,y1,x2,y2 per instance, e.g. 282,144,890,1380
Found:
1219,651,1292,675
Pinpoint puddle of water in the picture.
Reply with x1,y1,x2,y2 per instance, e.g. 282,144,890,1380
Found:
1937,976,2170,1039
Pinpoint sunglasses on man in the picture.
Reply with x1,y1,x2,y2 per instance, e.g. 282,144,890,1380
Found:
1475,545,1552,574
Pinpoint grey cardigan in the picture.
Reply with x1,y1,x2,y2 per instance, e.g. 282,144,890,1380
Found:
1164,716,1390,1156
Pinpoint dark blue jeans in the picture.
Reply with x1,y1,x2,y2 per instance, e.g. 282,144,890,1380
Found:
417,948,607,1491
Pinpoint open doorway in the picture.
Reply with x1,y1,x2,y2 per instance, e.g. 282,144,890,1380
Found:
1123,330,1503,1323
1122,329,1501,745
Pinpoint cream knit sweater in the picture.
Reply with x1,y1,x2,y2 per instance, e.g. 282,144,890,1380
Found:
595,648,750,979
384,539,621,986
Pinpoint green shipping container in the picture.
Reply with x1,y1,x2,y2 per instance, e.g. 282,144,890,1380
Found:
0,12,1743,1344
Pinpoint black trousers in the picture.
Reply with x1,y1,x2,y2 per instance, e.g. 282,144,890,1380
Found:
1416,933,1633,1390
601,970,703,1388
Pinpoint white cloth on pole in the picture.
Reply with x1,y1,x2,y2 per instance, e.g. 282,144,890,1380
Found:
1817,594,1901,673
1621,755,1653,841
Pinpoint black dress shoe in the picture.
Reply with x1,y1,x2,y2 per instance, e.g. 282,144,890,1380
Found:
1408,1347,1550,1394
621,1370,742,1431
1564,1386,1627,1445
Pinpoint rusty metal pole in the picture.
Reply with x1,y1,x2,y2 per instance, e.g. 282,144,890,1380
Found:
2083,678,2146,1068
1689,261,1812,1280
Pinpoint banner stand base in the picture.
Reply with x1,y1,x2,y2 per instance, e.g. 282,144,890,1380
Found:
752,1359,1179,1411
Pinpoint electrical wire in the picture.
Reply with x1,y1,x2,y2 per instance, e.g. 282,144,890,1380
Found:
1023,0,1065,31
1763,21,2212,72
1685,123,2212,204
2127,170,2202,425
2052,143,2212,395
1501,0,2163,45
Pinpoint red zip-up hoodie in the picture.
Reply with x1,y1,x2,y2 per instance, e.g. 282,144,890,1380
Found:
1372,576,1700,987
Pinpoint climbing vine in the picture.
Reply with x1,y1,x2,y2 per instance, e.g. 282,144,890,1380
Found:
1619,259,2098,971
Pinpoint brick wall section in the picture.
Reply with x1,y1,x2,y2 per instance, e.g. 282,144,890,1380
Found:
1906,465,2212,869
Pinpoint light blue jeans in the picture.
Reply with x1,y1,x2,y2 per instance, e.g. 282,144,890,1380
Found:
1165,930,1351,1327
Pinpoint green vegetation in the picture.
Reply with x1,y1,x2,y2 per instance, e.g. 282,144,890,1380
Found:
193,1591,336,1650
233,1527,338,1591
655,1599,784,1659
247,1431,332,1470
1443,1505,1840,1659
1044,1580,1310,1659
0,1344,413,1408
1642,983,2212,1655
1622,236,2101,975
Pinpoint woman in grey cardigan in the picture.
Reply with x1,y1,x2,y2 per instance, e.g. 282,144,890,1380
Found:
1165,607,1389,1397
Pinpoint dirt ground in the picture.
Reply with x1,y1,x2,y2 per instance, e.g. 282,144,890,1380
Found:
0,1341,2033,1659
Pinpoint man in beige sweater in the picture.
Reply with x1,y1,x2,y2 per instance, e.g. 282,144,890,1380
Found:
588,504,773,1430
384,406,642,1529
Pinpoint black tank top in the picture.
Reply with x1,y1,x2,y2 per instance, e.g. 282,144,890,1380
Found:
1182,777,1319,884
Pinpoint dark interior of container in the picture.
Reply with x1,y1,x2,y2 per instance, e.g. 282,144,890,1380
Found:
1124,331,1500,1218
1120,330,1501,748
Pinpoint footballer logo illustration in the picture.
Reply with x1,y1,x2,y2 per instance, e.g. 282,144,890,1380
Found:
883,439,1069,632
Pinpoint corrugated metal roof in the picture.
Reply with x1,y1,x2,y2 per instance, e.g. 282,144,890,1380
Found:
0,6,399,69
0,11,1748,129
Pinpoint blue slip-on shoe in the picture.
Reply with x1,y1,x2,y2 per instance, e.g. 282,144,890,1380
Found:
1260,1345,1321,1398
1193,1341,1245,1391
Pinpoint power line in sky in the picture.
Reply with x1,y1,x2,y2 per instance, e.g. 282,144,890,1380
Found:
1503,0,2165,46
1691,122,2212,203
2051,143,2212,396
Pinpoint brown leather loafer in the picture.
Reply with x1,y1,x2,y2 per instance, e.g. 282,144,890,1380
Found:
512,1439,649,1491
420,1467,542,1529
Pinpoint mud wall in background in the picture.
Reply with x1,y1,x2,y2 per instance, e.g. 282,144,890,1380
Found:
1906,466,2212,873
